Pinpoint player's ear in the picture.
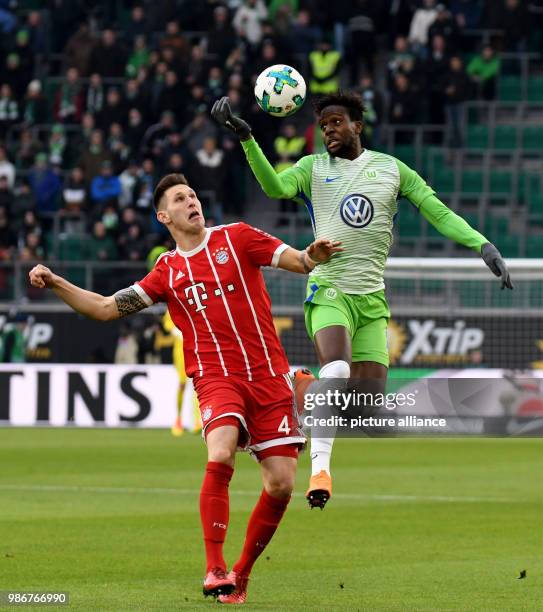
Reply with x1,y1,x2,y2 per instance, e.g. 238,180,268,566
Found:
156,209,169,225
353,120,363,135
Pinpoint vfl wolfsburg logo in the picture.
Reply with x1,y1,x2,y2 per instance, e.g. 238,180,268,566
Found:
339,193,374,228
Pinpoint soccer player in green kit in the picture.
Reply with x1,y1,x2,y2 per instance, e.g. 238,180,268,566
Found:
212,91,512,509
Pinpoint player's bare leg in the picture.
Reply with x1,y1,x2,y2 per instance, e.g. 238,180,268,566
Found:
306,325,351,509
219,453,296,604
200,424,238,598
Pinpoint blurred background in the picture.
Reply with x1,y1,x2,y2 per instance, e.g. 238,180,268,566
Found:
0,0,542,390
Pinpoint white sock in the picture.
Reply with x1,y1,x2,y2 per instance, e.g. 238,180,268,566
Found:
310,360,350,477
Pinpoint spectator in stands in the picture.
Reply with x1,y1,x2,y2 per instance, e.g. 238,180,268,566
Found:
428,4,460,50
54,67,83,123
63,22,94,76
2,53,27,98
356,75,384,147
193,136,226,222
24,231,45,260
126,5,149,46
273,123,306,225
78,129,112,184
134,158,156,211
206,5,237,59
62,166,87,216
124,79,150,121
28,153,62,217
86,73,105,117
347,0,378,79
12,181,35,226
48,124,67,167
449,0,482,30
0,145,15,189
121,222,147,261
160,20,190,65
22,80,48,126
108,123,130,170
425,34,449,124
157,71,185,123
443,55,472,147
233,0,268,48
125,108,146,155
13,29,34,87
467,44,500,101
181,108,218,154
87,221,118,261
118,207,145,243
0,83,19,138
25,11,47,57
408,0,438,56
0,3,17,35
96,88,126,132
126,35,151,78
389,73,419,134
119,161,140,208
90,160,121,208
206,67,225,102
0,205,16,259
0,175,13,215
14,128,42,170
493,0,529,52
309,38,341,95
186,44,208,87
288,9,321,56
141,110,176,159
89,30,126,78
17,210,41,244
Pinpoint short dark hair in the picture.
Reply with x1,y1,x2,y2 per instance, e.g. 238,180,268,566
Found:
153,173,189,209
313,91,365,122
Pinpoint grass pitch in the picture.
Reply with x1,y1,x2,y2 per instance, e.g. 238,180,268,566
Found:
1,429,542,611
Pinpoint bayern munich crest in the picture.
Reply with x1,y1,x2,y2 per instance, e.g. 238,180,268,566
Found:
202,407,213,421
214,248,229,264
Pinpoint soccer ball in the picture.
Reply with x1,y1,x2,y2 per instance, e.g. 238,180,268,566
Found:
254,65,306,117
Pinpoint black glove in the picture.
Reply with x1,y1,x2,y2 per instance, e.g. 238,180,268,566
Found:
211,96,252,140
481,243,513,290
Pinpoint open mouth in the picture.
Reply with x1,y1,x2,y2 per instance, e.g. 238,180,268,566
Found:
188,211,200,220
327,139,340,149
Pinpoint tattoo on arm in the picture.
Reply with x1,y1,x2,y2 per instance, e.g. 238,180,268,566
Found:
114,287,148,318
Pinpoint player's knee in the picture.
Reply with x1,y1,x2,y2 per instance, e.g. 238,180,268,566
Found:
207,446,236,466
319,359,350,379
265,475,295,499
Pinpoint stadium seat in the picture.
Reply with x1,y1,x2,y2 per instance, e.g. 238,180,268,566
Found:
525,236,542,258
466,125,489,149
489,170,512,194
432,166,455,192
521,126,543,150
461,170,484,194
494,125,517,149
527,77,543,102
393,145,416,169
494,234,520,257
498,75,522,102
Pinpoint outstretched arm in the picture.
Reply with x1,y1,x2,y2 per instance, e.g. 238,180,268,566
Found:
29,264,149,320
211,96,311,200
276,239,343,274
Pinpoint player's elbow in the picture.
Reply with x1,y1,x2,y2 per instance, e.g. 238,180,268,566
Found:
96,296,119,321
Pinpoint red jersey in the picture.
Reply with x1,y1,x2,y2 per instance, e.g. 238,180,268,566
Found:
133,223,290,381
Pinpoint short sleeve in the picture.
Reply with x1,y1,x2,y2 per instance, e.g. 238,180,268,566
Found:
235,223,288,268
133,259,167,305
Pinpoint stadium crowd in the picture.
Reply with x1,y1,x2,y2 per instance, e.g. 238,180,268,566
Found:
0,0,542,263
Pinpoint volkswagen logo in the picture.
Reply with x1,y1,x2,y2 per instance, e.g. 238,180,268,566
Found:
339,193,374,228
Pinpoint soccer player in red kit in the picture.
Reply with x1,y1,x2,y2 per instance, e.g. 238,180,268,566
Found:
28,173,342,605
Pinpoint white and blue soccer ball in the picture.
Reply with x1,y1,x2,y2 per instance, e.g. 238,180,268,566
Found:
254,64,306,117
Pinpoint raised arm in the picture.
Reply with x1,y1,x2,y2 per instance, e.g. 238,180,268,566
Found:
211,96,312,200
28,264,148,320
276,239,343,274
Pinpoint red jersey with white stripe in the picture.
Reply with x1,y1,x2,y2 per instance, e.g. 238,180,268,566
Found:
133,223,290,381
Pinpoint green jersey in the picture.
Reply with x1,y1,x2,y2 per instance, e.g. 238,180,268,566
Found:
242,138,488,294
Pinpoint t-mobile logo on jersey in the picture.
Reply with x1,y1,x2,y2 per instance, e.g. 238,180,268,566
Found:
184,282,236,312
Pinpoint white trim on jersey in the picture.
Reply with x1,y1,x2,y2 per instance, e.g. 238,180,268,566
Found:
176,228,211,257
132,283,154,306
271,243,289,268
248,436,306,452
225,230,276,378
167,265,203,377
183,255,229,377
204,245,252,381
202,411,249,436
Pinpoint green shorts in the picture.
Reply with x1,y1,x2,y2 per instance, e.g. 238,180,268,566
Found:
303,278,391,367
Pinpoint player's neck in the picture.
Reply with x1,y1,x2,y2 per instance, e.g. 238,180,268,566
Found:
173,227,208,253
341,144,364,161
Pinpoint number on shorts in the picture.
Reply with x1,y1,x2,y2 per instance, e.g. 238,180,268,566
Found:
277,415,290,435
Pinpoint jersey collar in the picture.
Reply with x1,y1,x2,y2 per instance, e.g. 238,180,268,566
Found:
176,228,211,257
335,148,367,163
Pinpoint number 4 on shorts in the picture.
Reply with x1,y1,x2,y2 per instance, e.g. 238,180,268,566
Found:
277,415,290,435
